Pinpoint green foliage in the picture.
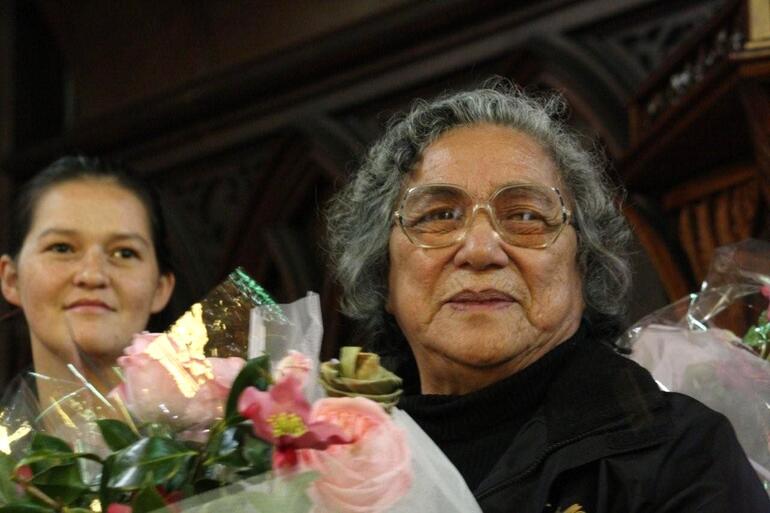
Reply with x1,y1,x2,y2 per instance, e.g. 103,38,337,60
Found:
743,309,770,359
238,437,272,477
225,356,272,422
96,420,139,452
98,455,122,509
104,437,196,491
203,423,271,472
0,453,19,505
131,486,169,513
27,463,86,506
29,436,70,455
0,503,54,513
14,434,90,506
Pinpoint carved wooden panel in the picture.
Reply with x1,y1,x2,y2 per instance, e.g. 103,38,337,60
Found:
571,0,725,87
663,165,767,284
625,0,748,162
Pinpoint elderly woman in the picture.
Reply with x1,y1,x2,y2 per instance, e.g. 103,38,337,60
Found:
326,84,769,512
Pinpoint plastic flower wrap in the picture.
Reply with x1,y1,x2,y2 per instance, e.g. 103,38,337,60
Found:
0,269,482,513
619,239,770,492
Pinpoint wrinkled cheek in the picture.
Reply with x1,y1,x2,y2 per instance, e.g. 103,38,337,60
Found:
531,282,583,330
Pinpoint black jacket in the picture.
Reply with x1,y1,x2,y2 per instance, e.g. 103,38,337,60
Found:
473,337,770,512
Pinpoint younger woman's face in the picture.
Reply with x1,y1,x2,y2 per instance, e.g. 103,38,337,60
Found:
0,179,175,364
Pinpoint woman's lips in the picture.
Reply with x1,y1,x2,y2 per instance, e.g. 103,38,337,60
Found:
65,300,115,314
446,290,515,311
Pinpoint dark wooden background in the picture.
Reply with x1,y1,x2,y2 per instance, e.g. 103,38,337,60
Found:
1,0,768,389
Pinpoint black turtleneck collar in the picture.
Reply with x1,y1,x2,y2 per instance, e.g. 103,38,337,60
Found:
400,329,582,439
398,324,587,490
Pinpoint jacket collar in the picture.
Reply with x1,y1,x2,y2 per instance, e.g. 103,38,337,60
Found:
544,333,665,444
476,330,668,496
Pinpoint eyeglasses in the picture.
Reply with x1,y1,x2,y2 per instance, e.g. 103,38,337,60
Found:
394,183,572,249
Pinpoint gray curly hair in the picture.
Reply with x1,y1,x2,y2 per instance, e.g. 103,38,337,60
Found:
326,82,632,360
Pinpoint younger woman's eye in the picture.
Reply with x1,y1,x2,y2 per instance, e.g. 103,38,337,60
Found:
112,248,139,259
46,242,74,254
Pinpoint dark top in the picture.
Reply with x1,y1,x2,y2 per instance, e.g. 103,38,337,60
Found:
398,323,770,512
399,330,579,490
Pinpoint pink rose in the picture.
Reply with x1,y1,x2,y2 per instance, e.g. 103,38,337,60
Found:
274,350,313,387
298,397,412,513
110,332,245,429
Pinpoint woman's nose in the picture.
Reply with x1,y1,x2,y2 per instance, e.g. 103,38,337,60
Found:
453,208,509,269
73,249,110,288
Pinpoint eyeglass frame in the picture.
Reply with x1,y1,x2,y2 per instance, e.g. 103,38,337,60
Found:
393,182,573,250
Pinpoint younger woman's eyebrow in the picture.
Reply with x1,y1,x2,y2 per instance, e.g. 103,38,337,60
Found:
108,232,151,248
37,228,150,248
36,227,77,239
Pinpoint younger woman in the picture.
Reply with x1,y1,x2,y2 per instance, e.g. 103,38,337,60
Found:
1,156,175,404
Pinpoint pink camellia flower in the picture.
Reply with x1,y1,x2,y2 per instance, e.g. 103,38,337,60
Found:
238,376,351,470
274,350,313,387
298,397,412,513
110,332,245,430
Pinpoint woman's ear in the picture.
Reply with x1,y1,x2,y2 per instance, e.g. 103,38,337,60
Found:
0,255,21,306
150,272,176,313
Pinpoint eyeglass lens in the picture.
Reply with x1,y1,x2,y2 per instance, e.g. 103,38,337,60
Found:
399,184,566,248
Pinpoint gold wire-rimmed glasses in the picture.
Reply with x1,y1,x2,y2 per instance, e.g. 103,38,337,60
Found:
393,182,572,249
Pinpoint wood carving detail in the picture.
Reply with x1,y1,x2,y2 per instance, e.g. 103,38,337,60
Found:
632,0,746,141
665,166,764,283
572,0,724,82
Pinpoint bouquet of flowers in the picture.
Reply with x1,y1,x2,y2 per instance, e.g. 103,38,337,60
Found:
619,239,770,492
0,269,481,513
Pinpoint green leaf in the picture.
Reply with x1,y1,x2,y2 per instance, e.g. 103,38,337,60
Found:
240,435,271,475
131,486,169,513
0,453,19,505
98,455,124,509
29,434,72,454
225,356,272,422
106,437,196,491
96,420,139,452
29,463,88,506
202,425,244,467
18,452,81,477
0,502,54,513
